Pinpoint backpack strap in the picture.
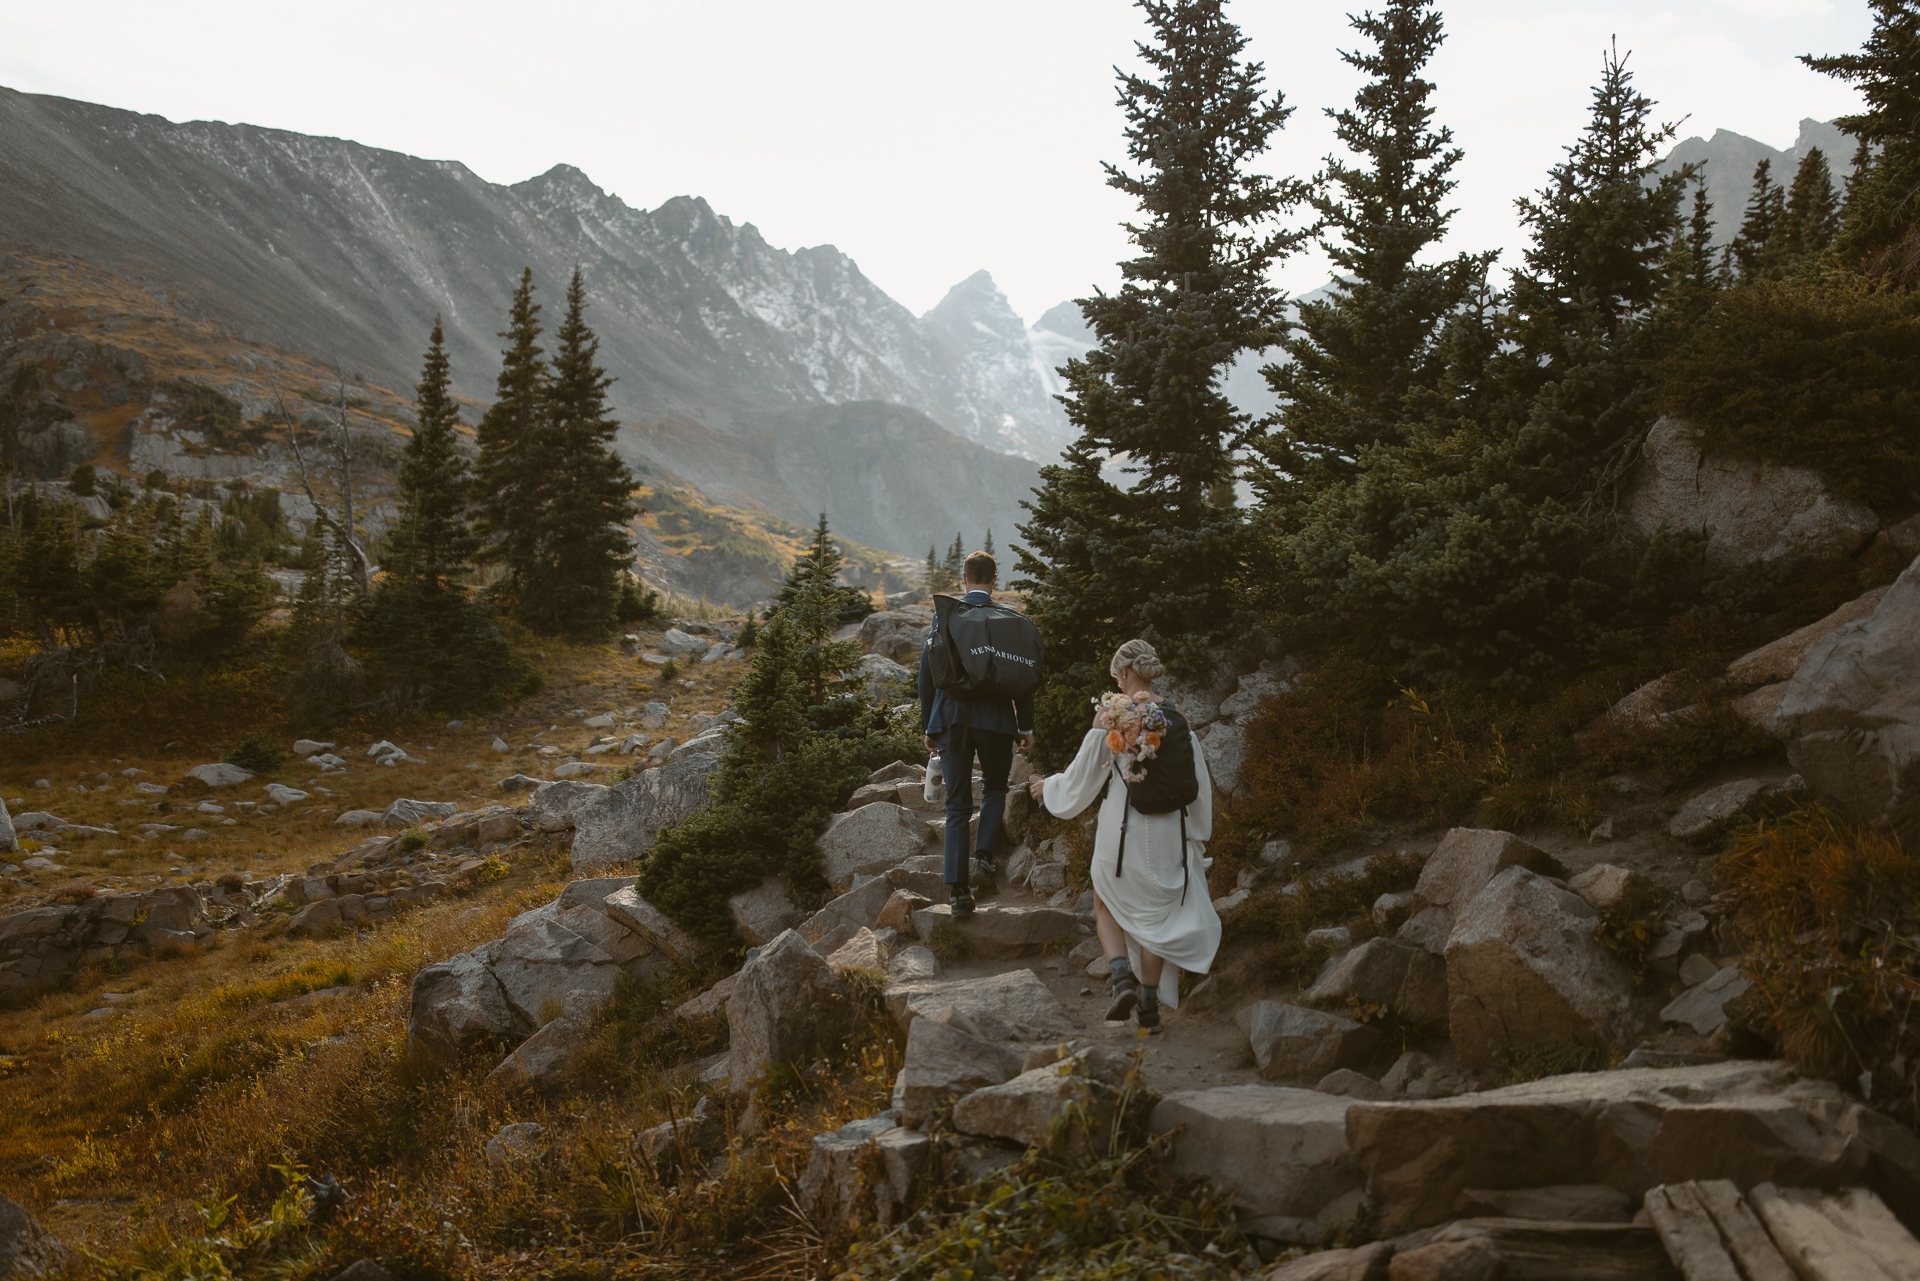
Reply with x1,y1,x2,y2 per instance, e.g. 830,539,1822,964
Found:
1115,768,1128,879
1179,806,1189,905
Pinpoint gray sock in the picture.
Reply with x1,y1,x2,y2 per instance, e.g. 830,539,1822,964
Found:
1108,957,1133,981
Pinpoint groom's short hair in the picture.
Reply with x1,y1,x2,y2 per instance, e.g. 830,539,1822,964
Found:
963,551,996,585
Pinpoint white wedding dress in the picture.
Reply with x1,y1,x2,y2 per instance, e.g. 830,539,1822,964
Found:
1040,723,1221,1010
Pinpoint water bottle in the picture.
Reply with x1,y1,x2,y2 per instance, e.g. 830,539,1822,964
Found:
923,756,945,805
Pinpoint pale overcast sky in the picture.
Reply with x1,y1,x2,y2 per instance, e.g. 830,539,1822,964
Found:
1,1,1874,324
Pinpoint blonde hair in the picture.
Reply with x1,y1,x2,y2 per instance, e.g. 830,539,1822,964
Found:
1109,639,1166,683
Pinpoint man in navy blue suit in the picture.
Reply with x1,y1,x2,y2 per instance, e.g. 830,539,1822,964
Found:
917,550,1034,916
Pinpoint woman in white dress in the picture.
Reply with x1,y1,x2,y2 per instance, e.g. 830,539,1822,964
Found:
1027,639,1219,1033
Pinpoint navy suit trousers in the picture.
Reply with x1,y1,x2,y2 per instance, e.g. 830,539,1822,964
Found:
937,722,1013,884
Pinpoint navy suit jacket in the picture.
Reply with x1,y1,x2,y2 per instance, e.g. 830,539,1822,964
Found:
917,589,1035,738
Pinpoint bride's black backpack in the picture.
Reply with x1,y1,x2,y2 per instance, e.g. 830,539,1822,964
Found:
1123,704,1200,815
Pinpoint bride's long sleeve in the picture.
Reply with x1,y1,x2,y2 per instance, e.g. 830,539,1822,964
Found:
1041,728,1112,819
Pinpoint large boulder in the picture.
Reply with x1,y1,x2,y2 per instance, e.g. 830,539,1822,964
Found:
406,945,518,1068
487,918,622,1028
1151,1085,1363,1227
529,780,609,832
909,902,1079,960
952,1057,1120,1149
0,803,14,853
1305,938,1449,1028
1197,721,1249,794
887,968,1075,1043
0,1192,73,1278
1444,866,1634,1070
557,903,670,985
1726,584,1892,689
727,929,857,1091
799,1111,928,1231
1621,415,1879,570
568,749,725,869
895,1016,1027,1127
858,609,931,664
801,876,896,952
1342,1059,1918,1231
1778,557,1920,848
1415,828,1565,911
1236,1001,1382,1084
602,886,716,963
818,803,931,889
727,876,802,946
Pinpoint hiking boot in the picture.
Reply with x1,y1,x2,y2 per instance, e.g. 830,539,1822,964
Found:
949,884,975,918
1137,1001,1163,1035
1104,971,1140,1023
970,855,999,896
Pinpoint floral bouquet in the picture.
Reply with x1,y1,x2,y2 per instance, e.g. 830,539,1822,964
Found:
1093,690,1170,783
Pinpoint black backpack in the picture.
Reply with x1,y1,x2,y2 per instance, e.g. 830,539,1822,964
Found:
1122,705,1200,815
929,595,1044,700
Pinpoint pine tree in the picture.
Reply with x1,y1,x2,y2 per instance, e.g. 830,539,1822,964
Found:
390,322,479,592
772,513,874,628
982,528,995,557
358,321,519,710
1780,147,1841,260
1728,159,1785,284
473,269,548,603
1805,1,1920,275
1018,0,1308,754
523,268,638,633
1258,0,1492,503
923,544,950,595
942,532,965,590
1686,178,1720,292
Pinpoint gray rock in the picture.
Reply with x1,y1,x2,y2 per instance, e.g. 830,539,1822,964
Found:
1218,660,1298,722
886,853,948,900
1451,1184,1634,1222
1660,966,1751,1035
952,1058,1118,1149
485,989,603,1086
727,929,856,1091
1415,827,1565,909
556,875,639,912
0,1191,74,1278
895,1016,1027,1128
1445,866,1634,1070
800,874,897,950
859,652,912,700
1622,415,1879,569
888,967,1075,1043
1396,905,1454,954
819,803,931,889
569,749,724,869
875,888,930,932
484,1121,545,1168
727,875,801,946
1236,1001,1381,1084
488,918,621,1028
1306,937,1449,1027
1668,779,1766,840
1343,1058,1859,1230
185,762,253,788
799,1112,927,1230
1779,557,1920,848
1727,585,1892,689
674,974,737,1021
528,779,609,832
406,946,517,1069
1303,925,1353,952
1679,952,1721,987
497,773,542,793
885,944,942,984
0,805,15,853
558,903,668,984
1197,720,1248,793
1372,890,1418,933
824,927,889,973
1150,1085,1363,1221
382,797,458,827
1378,1049,1478,1101
1313,1068,1389,1101
1567,864,1655,914
909,902,1078,960
602,887,716,962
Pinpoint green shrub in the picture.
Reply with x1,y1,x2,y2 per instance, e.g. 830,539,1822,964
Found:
615,577,659,623
1659,270,1920,507
68,463,96,496
222,732,286,774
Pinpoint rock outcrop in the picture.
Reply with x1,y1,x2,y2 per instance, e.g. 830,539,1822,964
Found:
1778,555,1920,848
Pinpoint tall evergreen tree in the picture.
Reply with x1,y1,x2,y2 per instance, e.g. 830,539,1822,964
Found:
1018,0,1308,758
1780,147,1841,260
982,528,995,557
523,268,638,633
1258,0,1491,502
942,532,965,590
473,270,548,602
1805,1,1920,275
358,322,518,710
923,544,951,595
773,513,873,627
1728,159,1785,283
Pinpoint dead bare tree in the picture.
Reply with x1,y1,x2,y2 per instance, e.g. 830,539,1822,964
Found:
268,374,371,596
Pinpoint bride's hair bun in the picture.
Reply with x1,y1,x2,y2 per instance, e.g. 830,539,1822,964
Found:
1110,639,1165,682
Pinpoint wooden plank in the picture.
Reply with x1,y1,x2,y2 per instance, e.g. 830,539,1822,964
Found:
1644,1185,1742,1281
1688,1179,1797,1281
1749,1182,1903,1281
1811,1186,1920,1281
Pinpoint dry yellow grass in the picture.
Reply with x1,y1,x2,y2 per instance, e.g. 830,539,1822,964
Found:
0,626,793,1268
